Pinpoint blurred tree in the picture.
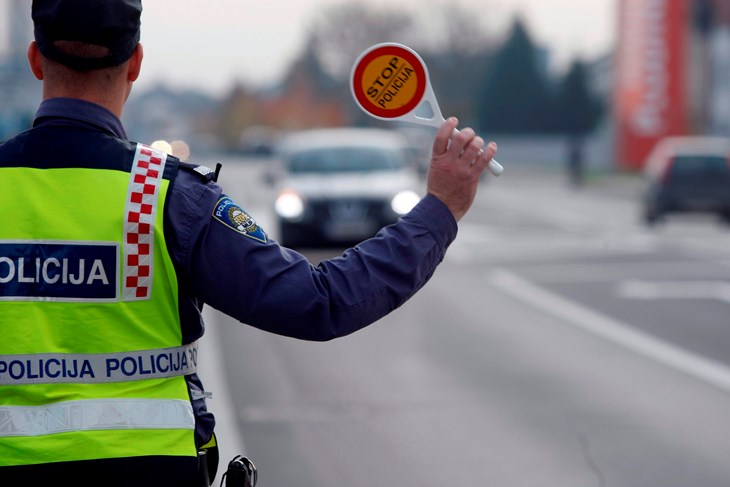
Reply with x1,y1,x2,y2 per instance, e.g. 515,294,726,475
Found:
554,60,603,135
308,3,415,82
215,36,349,146
286,2,415,124
216,84,260,150
215,2,534,139
476,17,553,133
423,4,496,126
408,2,493,54
554,59,604,186
271,37,349,130
282,35,339,98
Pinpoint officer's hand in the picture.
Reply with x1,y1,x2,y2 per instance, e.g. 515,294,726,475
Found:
426,117,498,222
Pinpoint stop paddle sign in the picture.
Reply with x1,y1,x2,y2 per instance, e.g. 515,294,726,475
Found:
351,43,502,176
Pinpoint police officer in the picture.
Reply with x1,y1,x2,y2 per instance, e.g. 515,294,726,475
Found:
0,0,497,485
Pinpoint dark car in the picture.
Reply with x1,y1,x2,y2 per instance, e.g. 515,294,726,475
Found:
270,128,422,248
641,136,730,225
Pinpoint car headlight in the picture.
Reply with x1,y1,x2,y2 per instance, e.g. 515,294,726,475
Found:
275,190,304,219
391,190,420,215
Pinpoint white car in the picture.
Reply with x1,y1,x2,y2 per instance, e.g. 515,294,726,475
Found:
271,127,423,247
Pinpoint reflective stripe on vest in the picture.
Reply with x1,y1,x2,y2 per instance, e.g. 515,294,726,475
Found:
0,341,197,385
0,398,194,437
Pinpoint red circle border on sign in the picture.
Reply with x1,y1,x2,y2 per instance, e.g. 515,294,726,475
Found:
352,44,428,119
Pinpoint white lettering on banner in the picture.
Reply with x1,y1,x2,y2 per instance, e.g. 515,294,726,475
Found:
0,241,119,302
0,342,198,385
0,256,13,283
0,257,109,285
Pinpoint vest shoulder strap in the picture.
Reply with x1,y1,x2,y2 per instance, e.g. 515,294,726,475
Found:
178,161,221,183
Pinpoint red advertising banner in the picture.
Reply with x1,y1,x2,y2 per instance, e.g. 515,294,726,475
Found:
614,0,689,170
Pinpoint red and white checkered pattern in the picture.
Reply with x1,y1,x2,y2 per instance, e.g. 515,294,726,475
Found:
123,144,167,301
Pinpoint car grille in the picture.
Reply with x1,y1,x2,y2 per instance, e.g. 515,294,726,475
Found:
310,198,390,222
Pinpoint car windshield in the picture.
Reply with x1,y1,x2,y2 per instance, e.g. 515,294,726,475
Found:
670,155,729,177
287,147,404,174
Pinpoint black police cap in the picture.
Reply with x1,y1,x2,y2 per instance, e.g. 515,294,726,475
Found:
32,0,142,71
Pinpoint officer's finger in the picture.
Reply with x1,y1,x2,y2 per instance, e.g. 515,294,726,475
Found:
461,136,485,165
449,127,476,158
472,142,498,174
432,117,459,156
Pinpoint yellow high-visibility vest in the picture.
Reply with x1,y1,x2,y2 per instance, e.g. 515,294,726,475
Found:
0,144,197,466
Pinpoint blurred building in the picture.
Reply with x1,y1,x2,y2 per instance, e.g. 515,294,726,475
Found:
123,84,221,156
0,0,38,141
706,0,730,136
614,0,730,170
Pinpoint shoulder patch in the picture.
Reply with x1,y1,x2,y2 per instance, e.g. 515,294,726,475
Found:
212,195,268,243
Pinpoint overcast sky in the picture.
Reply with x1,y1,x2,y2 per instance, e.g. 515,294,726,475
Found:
0,0,616,96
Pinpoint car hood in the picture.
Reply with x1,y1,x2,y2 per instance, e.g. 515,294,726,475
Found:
278,171,420,199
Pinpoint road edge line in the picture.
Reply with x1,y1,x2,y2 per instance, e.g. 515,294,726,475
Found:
488,268,730,393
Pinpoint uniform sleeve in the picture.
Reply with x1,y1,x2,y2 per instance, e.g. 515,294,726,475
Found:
166,168,457,341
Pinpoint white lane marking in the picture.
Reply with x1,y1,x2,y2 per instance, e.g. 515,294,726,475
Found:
511,260,730,284
618,280,730,304
488,268,730,393
447,230,655,265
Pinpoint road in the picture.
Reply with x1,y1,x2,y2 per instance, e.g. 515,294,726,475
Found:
198,157,730,486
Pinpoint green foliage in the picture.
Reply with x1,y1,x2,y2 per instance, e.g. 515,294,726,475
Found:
554,60,604,135
477,18,553,134
476,17,604,135
217,5,606,137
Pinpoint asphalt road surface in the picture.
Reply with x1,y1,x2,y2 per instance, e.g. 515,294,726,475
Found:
198,159,730,487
